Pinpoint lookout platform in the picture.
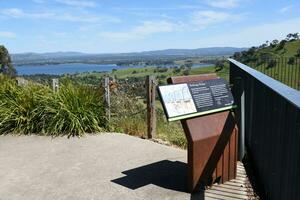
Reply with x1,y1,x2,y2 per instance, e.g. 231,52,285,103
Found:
0,133,256,200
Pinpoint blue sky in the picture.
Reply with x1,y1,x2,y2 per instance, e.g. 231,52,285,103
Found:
0,0,300,53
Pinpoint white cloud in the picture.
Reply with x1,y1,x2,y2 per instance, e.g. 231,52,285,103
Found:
1,8,54,18
205,0,240,9
100,20,179,41
1,8,120,23
195,17,300,47
190,10,242,29
279,5,293,13
32,0,46,3
55,0,97,8
0,31,16,38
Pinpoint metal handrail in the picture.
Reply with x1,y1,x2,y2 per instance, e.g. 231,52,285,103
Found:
228,59,300,108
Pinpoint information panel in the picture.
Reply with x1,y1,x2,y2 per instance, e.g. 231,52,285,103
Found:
158,78,235,121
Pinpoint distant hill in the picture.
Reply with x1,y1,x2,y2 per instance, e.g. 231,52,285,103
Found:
11,47,247,65
232,33,300,90
233,34,300,63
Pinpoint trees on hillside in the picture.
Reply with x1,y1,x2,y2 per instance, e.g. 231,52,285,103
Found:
286,33,299,41
232,32,300,64
0,45,16,77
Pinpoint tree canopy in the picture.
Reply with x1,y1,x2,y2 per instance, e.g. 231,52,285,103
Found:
0,45,16,77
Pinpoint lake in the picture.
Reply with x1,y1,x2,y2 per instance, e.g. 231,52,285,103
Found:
15,63,213,75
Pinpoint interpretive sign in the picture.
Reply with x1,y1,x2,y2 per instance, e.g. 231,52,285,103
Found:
158,78,235,121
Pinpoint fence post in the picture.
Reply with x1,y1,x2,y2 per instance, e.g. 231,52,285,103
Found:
52,79,59,92
104,77,111,122
146,75,156,139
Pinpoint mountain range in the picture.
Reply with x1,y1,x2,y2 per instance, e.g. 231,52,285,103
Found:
11,47,247,65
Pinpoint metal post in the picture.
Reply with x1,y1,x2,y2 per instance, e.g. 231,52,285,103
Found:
104,77,111,122
146,75,156,139
52,79,59,92
239,78,246,160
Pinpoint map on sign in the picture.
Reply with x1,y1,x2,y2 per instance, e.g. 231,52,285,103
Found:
158,84,197,118
158,78,235,121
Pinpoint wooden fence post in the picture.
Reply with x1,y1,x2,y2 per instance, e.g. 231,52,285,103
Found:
146,75,156,139
52,79,59,92
104,77,111,122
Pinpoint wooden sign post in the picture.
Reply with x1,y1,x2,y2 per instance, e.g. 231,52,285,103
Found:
104,77,111,122
159,74,238,192
146,75,156,139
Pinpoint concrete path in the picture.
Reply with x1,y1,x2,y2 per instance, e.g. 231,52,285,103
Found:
0,133,200,200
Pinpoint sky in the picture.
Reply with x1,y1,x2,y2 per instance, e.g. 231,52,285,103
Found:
0,0,300,53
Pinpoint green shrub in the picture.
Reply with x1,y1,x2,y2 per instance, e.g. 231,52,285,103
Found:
0,77,107,136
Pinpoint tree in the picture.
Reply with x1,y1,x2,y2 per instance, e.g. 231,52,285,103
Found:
286,33,299,41
292,33,299,40
0,45,16,77
286,33,293,41
264,40,270,47
270,39,279,47
276,40,286,50
215,61,225,72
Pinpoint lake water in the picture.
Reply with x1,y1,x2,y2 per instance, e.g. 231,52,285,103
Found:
16,63,213,75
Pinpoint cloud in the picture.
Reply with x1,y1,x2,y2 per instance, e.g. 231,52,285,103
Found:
55,0,97,8
0,31,16,38
1,8,54,18
100,20,179,41
205,0,240,9
279,5,293,13
190,10,242,29
32,0,46,3
1,8,120,23
195,17,300,47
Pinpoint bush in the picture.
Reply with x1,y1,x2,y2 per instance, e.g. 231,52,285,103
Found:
288,57,295,65
266,60,277,69
0,77,107,136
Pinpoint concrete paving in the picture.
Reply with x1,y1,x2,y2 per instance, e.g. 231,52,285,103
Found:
0,133,204,200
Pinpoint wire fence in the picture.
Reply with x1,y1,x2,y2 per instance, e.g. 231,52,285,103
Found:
236,58,300,90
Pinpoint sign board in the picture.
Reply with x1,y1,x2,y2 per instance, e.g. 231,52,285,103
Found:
158,78,235,121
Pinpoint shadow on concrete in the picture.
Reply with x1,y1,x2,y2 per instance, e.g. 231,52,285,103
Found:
111,160,205,199
111,160,187,192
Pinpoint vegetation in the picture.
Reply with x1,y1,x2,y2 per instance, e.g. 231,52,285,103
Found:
233,33,300,62
0,76,107,137
0,45,16,77
232,33,300,90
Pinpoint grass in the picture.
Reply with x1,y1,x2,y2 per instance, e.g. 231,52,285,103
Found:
0,75,107,137
104,64,229,149
63,63,229,148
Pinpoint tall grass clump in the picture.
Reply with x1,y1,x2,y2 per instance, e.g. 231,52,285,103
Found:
0,76,107,137
45,82,107,136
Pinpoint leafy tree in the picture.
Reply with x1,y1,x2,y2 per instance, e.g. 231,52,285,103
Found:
0,45,16,77
270,39,279,47
286,33,299,41
292,33,299,40
215,61,225,72
286,33,293,41
276,40,286,50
